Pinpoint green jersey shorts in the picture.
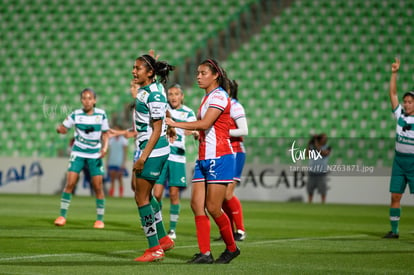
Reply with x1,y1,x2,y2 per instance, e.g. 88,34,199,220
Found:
155,160,187,188
135,154,168,181
68,154,104,177
389,151,414,194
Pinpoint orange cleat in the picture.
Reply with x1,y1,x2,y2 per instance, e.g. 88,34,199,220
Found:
134,247,164,262
54,216,66,226
93,220,105,229
159,235,175,252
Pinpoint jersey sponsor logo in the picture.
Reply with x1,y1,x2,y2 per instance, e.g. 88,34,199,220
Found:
212,94,225,101
153,94,161,101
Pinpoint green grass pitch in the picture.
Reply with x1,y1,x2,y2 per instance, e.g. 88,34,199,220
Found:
0,194,413,274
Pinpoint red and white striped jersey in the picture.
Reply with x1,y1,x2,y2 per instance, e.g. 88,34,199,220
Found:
197,86,233,160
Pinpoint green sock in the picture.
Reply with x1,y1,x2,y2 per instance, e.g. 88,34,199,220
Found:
390,208,401,234
138,204,159,248
169,203,180,231
96,199,105,222
150,196,167,239
59,192,72,218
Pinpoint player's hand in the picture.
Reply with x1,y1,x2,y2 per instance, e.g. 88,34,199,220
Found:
56,124,68,134
124,130,138,139
167,125,177,143
148,49,160,61
133,158,145,174
165,117,175,127
100,148,107,158
391,58,400,73
192,130,200,140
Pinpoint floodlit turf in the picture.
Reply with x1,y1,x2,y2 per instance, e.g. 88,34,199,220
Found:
0,194,414,274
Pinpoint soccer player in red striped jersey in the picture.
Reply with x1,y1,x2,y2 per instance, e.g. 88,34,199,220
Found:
223,80,248,241
166,59,240,264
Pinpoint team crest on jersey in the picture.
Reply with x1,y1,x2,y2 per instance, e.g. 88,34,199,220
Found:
95,116,102,123
138,91,148,101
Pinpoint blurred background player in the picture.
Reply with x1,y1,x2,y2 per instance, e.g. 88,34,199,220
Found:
306,133,331,204
166,59,240,264
54,88,109,229
153,84,198,240
222,79,248,241
107,124,128,197
130,53,175,262
384,58,414,239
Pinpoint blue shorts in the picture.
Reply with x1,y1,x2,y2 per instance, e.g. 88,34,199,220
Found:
193,154,235,185
233,152,246,182
108,165,122,172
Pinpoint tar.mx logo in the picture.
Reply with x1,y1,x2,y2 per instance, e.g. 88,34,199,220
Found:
288,140,322,164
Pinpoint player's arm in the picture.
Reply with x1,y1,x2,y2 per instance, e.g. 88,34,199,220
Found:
230,117,248,137
166,107,222,131
56,124,68,134
100,131,109,158
389,57,400,110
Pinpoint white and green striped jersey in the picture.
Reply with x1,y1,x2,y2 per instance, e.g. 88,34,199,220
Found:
63,107,109,158
134,81,169,158
393,104,414,154
168,104,196,163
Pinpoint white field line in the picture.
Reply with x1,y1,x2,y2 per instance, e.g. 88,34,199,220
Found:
0,234,368,262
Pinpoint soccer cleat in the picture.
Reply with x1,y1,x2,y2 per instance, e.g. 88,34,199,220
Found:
93,220,105,229
54,216,66,226
159,235,175,251
187,253,214,264
168,229,176,240
214,247,240,264
134,247,165,262
383,231,399,239
234,229,247,241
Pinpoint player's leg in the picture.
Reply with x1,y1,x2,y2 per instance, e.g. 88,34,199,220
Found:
205,154,239,264
307,173,317,203
55,154,83,226
318,174,328,204
134,155,170,262
168,186,180,239
167,161,187,239
117,170,124,197
108,166,116,197
89,158,105,228
188,175,213,264
384,156,406,238
224,182,246,241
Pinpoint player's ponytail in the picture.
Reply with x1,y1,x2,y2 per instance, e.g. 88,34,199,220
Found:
229,80,239,100
138,54,175,84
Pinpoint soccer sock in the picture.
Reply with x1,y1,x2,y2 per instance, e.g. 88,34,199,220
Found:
119,186,124,197
150,196,167,239
138,204,159,249
214,213,237,252
222,200,234,232
195,215,211,254
390,207,401,234
59,192,72,218
226,196,245,232
169,203,180,231
96,198,105,222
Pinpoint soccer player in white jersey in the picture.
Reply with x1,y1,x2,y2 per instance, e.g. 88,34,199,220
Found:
130,54,175,262
222,80,248,241
384,58,414,239
153,84,198,240
54,88,109,229
167,59,240,264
